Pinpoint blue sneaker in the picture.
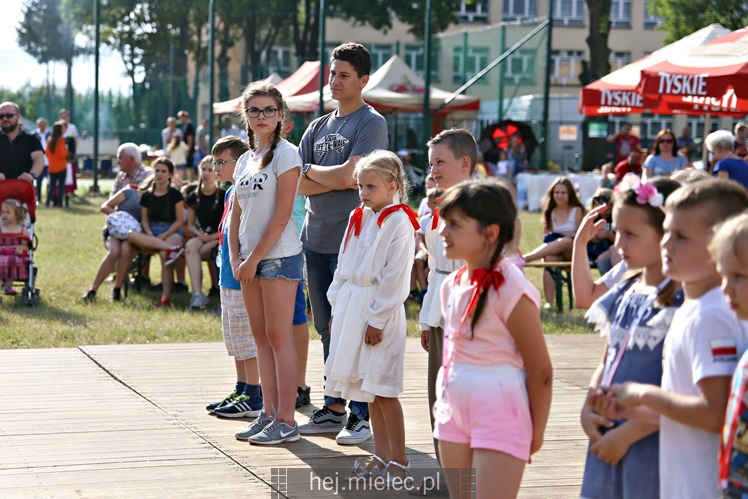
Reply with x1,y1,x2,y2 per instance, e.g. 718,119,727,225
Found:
235,412,273,441
249,419,300,445
206,390,239,413
213,395,263,418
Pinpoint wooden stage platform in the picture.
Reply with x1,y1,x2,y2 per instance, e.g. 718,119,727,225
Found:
0,335,602,498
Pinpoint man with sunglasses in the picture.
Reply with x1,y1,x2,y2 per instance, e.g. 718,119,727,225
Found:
0,102,44,184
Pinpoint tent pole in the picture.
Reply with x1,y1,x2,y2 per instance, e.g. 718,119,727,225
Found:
703,112,711,171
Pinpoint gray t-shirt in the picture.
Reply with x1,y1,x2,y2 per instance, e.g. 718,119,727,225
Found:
299,104,388,253
117,187,142,222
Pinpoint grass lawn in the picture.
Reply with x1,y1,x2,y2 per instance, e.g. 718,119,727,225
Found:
0,180,592,348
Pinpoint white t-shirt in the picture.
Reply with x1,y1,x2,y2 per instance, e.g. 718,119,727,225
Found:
63,122,79,140
599,261,628,289
659,287,748,499
233,139,302,260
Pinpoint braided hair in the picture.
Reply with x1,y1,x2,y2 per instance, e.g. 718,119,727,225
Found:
240,82,286,170
149,157,176,219
439,179,517,332
353,150,411,204
196,155,220,212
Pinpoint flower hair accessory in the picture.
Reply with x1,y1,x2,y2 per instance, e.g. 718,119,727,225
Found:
615,173,664,207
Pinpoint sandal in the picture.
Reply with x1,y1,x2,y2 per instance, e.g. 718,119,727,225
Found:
385,459,411,485
4,286,16,296
350,454,387,478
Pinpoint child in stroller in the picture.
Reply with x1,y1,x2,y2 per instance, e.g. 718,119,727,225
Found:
0,180,39,306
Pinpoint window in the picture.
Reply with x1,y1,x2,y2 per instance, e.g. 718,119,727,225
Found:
644,1,663,29
452,46,490,85
504,49,536,85
503,0,536,21
404,44,441,83
610,0,631,28
551,50,584,86
265,46,292,76
554,0,585,26
456,0,489,22
368,44,392,72
609,51,631,72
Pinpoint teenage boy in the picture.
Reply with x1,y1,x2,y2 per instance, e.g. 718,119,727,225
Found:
603,179,748,498
420,128,478,463
296,42,388,445
203,136,264,424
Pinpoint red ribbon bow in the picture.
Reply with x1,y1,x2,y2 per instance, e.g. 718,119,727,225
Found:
455,264,505,327
343,206,364,252
430,207,439,230
377,203,421,231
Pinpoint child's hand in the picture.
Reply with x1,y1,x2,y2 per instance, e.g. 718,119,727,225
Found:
365,325,383,346
589,425,631,466
235,258,257,285
605,382,646,408
420,330,430,352
575,206,608,245
581,388,613,443
530,430,544,456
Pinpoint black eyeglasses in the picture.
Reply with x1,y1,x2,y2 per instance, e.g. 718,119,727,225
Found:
0,113,17,119
212,159,238,169
593,195,610,204
244,107,278,118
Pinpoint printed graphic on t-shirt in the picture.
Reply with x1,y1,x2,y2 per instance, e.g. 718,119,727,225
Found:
314,133,350,158
236,172,264,200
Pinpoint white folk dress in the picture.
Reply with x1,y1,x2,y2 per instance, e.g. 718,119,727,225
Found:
325,204,417,402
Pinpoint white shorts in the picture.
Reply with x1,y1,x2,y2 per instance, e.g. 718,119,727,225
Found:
220,287,257,360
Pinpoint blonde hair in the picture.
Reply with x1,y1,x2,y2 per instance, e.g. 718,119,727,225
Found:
710,213,748,269
2,198,26,224
354,150,410,204
669,168,711,184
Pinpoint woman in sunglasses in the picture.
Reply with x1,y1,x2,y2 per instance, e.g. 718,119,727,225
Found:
643,129,688,179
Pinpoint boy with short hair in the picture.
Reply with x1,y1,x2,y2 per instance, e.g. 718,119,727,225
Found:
296,42,388,445
604,179,748,498
203,136,264,422
419,128,478,463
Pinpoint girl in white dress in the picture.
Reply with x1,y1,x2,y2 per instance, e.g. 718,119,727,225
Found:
326,150,420,479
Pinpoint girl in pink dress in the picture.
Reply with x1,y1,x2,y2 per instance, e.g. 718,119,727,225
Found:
0,198,31,295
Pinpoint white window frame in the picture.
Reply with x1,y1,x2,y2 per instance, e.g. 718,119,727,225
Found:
609,51,631,72
505,49,536,85
610,0,631,28
644,1,664,29
554,0,585,27
452,46,490,85
456,0,489,23
404,44,441,83
264,46,292,75
551,50,584,86
503,0,537,22
368,44,393,72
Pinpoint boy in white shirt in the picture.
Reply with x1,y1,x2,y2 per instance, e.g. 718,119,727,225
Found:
602,179,748,498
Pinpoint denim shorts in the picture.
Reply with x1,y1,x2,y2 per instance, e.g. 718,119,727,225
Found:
150,221,183,240
255,252,304,281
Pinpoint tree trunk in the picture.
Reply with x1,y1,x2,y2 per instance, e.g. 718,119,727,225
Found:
582,0,613,171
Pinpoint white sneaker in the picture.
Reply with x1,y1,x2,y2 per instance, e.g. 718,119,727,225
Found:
335,413,372,445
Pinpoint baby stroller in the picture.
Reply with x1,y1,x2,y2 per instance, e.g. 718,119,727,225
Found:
0,179,40,306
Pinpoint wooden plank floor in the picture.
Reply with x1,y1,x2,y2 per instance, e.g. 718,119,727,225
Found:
0,335,603,498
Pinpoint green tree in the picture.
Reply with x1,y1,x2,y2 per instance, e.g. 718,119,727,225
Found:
649,0,748,43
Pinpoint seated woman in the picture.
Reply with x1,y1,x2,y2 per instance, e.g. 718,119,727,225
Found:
185,156,225,310
139,157,185,307
585,188,617,275
523,177,585,308
82,184,143,302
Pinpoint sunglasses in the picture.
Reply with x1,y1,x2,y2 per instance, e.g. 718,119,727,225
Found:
212,159,238,169
659,138,674,143
593,195,611,204
0,113,17,119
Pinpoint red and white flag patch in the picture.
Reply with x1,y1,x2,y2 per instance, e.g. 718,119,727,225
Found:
711,338,738,360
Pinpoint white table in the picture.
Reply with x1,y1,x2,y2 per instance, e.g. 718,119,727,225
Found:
516,172,603,212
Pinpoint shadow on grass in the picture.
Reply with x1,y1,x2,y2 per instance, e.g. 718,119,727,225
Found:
3,299,89,327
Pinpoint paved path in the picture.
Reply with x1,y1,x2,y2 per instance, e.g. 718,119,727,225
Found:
0,335,602,498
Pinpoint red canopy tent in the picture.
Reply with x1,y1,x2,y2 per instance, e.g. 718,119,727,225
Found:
578,24,743,116
212,62,330,115
638,26,748,105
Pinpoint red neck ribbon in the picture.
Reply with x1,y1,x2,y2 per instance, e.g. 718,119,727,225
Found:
430,197,441,230
454,263,505,327
377,203,421,231
343,206,364,252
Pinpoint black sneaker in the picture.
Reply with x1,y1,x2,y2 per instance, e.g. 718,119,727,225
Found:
82,290,96,303
295,386,311,408
209,286,220,297
111,288,122,301
297,406,346,434
173,281,189,293
206,390,240,413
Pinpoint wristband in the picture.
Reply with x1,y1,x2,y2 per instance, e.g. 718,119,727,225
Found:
30,172,38,180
